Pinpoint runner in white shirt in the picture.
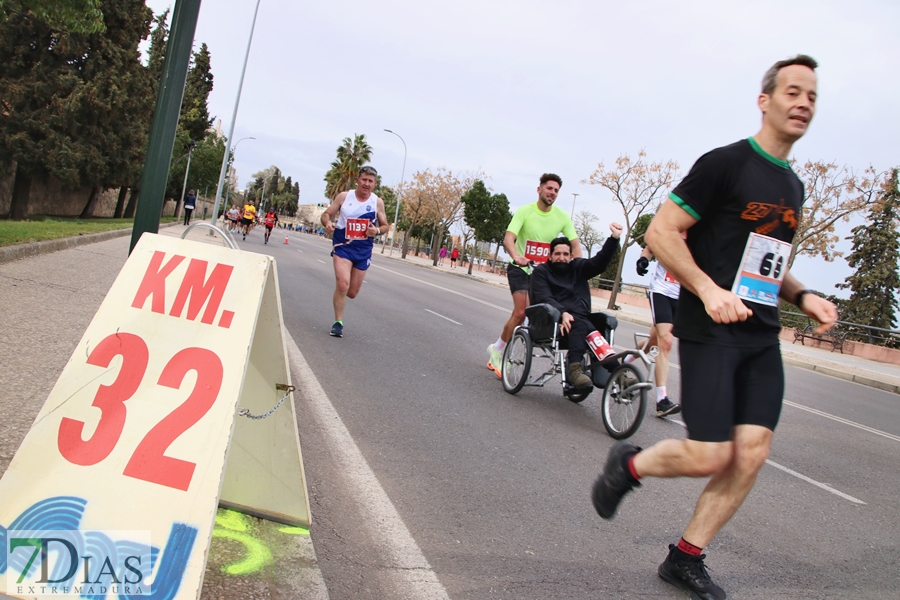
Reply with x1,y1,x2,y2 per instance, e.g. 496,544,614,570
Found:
636,246,681,417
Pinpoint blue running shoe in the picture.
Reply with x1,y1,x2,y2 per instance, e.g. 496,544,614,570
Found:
330,322,343,338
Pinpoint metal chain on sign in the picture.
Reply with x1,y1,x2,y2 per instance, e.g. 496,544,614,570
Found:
238,383,294,420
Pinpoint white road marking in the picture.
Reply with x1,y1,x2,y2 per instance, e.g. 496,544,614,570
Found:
425,309,461,325
286,334,451,599
296,249,304,253
371,264,508,312
317,259,325,264
782,400,900,443
765,459,866,505
661,418,865,504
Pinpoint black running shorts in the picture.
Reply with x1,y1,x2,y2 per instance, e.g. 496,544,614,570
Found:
507,263,530,294
679,341,784,443
650,292,678,325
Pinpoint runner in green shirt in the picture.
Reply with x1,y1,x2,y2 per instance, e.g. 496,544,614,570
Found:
487,173,581,376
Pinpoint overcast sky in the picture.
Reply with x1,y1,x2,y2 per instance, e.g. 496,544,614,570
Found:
145,0,899,301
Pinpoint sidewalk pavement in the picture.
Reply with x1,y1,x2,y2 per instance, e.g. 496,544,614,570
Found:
376,246,900,395
0,223,328,600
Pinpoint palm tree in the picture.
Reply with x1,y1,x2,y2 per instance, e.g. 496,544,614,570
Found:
323,134,373,200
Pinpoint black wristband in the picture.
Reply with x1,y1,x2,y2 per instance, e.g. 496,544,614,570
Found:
795,289,816,308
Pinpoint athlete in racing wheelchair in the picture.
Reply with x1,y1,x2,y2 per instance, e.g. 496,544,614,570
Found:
500,225,657,438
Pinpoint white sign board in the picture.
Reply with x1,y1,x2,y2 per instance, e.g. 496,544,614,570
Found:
0,234,308,599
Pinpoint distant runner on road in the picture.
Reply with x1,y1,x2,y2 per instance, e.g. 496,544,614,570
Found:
263,207,279,244
321,166,389,338
241,199,257,240
486,173,580,377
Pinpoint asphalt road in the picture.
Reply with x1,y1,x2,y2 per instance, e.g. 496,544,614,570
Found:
244,229,900,599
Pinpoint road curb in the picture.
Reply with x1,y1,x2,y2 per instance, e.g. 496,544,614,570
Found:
0,222,179,266
377,252,510,291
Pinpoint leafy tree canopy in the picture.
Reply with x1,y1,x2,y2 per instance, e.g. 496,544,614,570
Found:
1,0,105,34
837,169,900,331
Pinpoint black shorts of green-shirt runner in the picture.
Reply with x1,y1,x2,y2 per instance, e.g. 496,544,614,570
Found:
670,138,803,442
507,263,531,294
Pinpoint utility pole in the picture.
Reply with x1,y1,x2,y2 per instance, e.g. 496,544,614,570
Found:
130,0,203,253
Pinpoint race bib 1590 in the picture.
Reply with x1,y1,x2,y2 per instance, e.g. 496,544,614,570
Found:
524,240,550,263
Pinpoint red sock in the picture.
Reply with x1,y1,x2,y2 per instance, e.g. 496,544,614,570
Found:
677,538,703,556
627,455,641,481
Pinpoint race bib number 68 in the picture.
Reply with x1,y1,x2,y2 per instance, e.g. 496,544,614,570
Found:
731,232,791,307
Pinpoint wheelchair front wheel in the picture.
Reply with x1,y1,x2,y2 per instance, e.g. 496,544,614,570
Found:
502,329,532,394
565,388,592,403
601,363,647,439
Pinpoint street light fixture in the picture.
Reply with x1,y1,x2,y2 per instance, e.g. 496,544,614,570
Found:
225,136,255,207
383,129,407,256
258,172,275,211
571,192,579,217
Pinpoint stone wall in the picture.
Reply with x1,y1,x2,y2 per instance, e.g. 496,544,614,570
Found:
0,163,122,217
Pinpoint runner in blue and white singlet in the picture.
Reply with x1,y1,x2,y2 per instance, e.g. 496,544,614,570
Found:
332,189,380,262
320,166,389,338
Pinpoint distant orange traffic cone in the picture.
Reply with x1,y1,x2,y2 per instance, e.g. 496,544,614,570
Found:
284,236,289,245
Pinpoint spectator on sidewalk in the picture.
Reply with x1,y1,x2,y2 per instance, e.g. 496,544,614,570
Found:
450,247,460,268
439,246,448,266
183,190,196,226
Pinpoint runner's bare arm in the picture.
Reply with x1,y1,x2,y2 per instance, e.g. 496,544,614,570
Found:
647,199,753,324
367,198,389,237
504,231,530,266
569,237,583,259
321,192,347,234
780,271,838,334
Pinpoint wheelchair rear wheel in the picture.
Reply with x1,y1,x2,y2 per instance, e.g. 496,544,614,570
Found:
502,329,532,394
601,363,647,439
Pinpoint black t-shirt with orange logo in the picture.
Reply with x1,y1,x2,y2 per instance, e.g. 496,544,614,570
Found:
669,138,804,347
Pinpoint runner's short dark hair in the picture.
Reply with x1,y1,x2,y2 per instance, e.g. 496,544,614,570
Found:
550,237,571,253
540,173,562,187
761,54,818,95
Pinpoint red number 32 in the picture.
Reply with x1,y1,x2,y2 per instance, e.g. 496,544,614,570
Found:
57,333,223,491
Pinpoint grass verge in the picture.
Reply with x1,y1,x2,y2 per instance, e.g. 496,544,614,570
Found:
0,216,177,247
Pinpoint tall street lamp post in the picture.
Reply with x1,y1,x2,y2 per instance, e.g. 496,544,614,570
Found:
210,0,263,229
383,129,407,256
570,192,579,217
177,140,196,220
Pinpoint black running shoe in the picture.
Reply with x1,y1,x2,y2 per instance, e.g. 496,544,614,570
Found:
330,322,343,338
656,397,681,417
658,544,727,600
591,441,641,520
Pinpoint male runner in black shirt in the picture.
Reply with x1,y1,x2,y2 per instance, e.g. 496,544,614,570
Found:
591,55,838,600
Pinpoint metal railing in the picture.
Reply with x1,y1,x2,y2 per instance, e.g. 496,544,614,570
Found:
781,311,900,348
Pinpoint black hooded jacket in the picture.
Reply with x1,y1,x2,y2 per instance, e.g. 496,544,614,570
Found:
530,236,620,317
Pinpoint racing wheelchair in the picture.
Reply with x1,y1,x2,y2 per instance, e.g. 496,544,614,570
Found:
500,303,658,439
